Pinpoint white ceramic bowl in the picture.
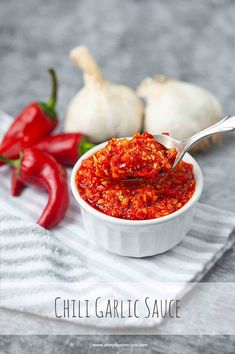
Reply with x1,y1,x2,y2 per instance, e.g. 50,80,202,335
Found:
71,141,203,258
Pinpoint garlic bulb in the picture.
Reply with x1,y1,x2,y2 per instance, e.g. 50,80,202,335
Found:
137,75,222,152
65,46,144,143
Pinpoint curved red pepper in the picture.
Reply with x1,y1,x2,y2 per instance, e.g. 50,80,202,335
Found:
0,69,58,165
11,133,95,197
34,133,95,166
0,148,69,229
12,169,24,196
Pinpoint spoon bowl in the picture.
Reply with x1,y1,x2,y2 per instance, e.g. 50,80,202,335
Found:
153,134,186,169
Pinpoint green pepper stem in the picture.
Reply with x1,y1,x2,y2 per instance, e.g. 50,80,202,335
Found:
78,138,95,156
47,68,57,109
0,155,21,168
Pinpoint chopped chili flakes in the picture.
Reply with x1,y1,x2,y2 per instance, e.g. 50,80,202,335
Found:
76,133,196,220
93,132,177,180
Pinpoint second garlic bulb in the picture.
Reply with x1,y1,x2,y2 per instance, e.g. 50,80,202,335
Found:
137,76,222,151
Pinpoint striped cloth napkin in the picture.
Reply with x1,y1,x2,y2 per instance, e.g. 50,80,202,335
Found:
0,111,235,329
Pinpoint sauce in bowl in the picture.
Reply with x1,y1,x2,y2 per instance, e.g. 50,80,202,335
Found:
76,133,196,220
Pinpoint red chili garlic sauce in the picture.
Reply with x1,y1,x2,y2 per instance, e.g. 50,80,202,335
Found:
93,132,177,179
76,132,196,220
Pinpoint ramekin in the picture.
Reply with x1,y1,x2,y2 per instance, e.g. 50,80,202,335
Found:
71,142,203,258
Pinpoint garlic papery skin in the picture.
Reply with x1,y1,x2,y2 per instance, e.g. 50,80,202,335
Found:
65,46,144,143
137,76,222,152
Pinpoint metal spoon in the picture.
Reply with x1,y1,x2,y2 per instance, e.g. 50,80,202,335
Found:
154,115,235,169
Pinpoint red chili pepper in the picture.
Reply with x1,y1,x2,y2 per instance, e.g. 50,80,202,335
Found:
34,133,95,166
11,133,95,197
0,148,69,229
0,69,58,165
12,169,24,196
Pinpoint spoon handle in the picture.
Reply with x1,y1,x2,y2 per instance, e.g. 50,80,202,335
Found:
183,115,235,151
172,116,235,168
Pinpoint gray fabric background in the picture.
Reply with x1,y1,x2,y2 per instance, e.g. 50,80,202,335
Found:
0,0,235,352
